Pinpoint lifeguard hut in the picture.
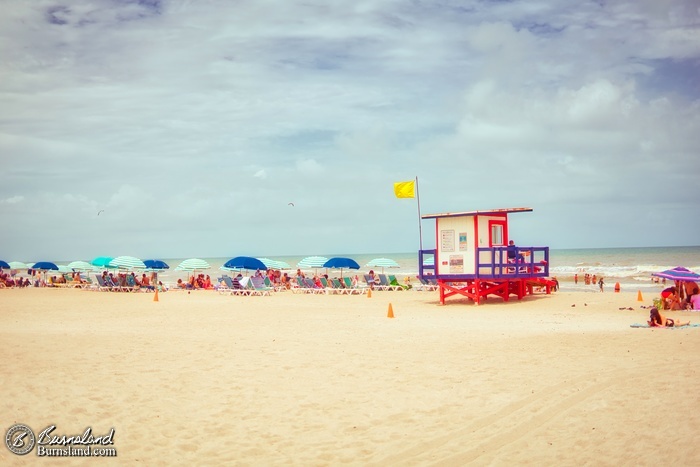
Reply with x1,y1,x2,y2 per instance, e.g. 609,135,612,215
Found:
418,207,553,305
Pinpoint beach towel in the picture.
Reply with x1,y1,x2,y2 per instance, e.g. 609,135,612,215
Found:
630,323,700,329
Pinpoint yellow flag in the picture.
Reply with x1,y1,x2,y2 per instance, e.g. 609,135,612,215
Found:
394,180,415,198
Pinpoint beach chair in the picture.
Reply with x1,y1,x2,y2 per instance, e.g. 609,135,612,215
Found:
329,278,350,295
379,274,403,291
417,277,439,291
363,274,385,290
341,277,364,294
264,276,285,292
303,277,325,294
388,275,410,291
319,277,338,294
218,276,234,295
250,276,273,296
124,275,140,292
230,277,251,296
94,275,114,292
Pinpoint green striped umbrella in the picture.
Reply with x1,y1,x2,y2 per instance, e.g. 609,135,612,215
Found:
9,261,29,270
109,256,146,270
175,258,211,272
67,261,95,271
365,258,400,274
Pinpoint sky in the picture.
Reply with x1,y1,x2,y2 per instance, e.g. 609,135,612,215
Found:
1,0,699,262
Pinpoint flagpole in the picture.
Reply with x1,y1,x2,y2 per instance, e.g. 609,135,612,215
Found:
415,176,423,251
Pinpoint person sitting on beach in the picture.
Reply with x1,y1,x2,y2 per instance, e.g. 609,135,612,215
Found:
281,272,291,290
177,278,186,289
368,270,380,289
648,307,689,328
661,287,682,310
688,287,700,310
203,275,212,289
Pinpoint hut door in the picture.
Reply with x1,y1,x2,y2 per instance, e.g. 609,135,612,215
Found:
489,220,506,247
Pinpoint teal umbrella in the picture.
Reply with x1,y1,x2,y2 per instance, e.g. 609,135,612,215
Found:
91,256,114,268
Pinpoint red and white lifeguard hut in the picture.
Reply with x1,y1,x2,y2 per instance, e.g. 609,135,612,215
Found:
418,207,554,305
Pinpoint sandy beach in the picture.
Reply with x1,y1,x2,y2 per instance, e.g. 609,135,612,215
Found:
1,287,699,465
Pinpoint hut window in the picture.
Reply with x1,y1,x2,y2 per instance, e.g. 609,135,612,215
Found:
490,223,505,246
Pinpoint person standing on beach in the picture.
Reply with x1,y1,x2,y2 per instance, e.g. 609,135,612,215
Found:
574,273,578,284
598,277,604,292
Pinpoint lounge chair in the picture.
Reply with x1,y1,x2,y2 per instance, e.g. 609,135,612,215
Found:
218,276,234,294
341,277,364,294
300,277,325,294
388,275,410,290
364,274,386,290
417,276,439,291
230,276,251,296
250,276,273,296
94,275,114,292
379,274,403,291
328,278,350,295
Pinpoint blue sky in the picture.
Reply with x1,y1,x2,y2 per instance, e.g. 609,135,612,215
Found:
1,0,699,261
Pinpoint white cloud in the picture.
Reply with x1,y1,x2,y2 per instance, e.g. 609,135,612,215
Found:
1,0,699,257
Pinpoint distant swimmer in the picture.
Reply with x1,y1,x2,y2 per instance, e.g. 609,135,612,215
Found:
97,210,105,216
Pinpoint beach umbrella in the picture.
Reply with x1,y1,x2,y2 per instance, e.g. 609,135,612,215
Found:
109,256,146,270
323,257,360,278
175,258,211,272
57,265,71,273
32,261,59,271
297,256,329,269
0,260,10,269
257,258,291,270
91,256,115,268
67,261,94,271
652,267,700,282
143,259,170,270
9,261,29,270
223,256,267,272
365,257,400,274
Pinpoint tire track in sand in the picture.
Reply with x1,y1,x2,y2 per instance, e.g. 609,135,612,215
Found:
373,367,647,466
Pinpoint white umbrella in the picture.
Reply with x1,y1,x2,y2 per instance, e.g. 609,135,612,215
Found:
109,256,146,270
365,258,400,274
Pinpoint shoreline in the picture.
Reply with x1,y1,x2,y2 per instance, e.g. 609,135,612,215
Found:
2,288,699,464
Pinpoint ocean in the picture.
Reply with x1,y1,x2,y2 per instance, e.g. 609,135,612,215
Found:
154,246,700,293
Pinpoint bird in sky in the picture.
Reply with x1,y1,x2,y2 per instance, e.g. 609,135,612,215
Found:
288,203,294,207
97,210,105,216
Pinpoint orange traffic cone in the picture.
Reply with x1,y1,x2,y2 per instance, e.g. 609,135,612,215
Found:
387,303,394,318
154,289,159,302
367,288,372,298
637,290,643,302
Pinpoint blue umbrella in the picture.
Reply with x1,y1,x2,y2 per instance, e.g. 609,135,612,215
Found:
323,257,360,277
144,259,170,270
0,260,10,269
223,256,267,271
32,261,59,271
